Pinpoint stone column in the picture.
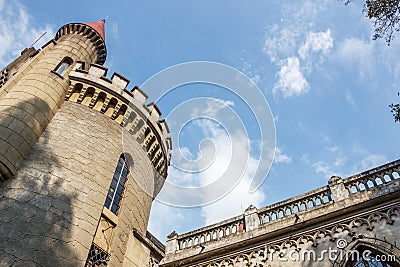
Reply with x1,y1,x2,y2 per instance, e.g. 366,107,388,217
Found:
328,176,348,202
165,231,178,254
244,204,260,231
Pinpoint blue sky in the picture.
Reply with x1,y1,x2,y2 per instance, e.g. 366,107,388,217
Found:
1,0,400,242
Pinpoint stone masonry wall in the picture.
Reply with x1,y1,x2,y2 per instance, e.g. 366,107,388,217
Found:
0,32,98,180
0,101,155,266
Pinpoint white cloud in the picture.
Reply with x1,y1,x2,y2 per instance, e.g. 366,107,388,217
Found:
154,92,271,225
298,29,333,60
348,154,388,176
191,98,234,118
336,38,374,74
334,156,347,167
109,22,119,39
264,25,299,64
198,130,265,225
147,201,184,242
360,154,387,170
273,57,309,97
320,133,331,143
160,116,266,225
0,0,54,68
263,1,334,97
263,1,330,63
346,91,357,110
274,147,292,164
251,74,260,84
313,161,332,177
200,155,265,225
326,146,338,153
312,156,346,178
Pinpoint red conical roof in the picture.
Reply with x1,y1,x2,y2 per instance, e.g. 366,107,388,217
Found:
84,19,105,41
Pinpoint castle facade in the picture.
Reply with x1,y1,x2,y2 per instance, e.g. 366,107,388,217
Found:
0,20,170,266
0,19,399,267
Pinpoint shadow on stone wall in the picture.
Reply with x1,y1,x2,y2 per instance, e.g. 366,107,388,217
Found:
0,97,79,266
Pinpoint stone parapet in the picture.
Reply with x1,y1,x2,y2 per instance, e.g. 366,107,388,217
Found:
67,63,171,180
161,159,400,266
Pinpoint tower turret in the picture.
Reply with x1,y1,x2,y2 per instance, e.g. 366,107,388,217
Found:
0,20,106,181
0,21,170,266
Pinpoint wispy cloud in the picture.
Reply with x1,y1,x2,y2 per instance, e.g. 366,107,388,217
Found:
299,30,333,60
191,98,234,118
274,146,292,164
335,37,374,76
345,91,358,110
313,161,332,177
326,146,338,153
109,22,119,39
0,0,54,68
263,0,333,97
312,156,346,178
360,154,387,170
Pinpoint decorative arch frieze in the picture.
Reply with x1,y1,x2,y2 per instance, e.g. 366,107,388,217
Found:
197,204,400,267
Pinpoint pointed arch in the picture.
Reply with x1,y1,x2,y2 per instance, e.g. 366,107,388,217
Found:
334,238,400,267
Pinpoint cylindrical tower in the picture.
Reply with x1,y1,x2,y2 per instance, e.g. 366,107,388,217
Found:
0,20,106,180
0,21,171,266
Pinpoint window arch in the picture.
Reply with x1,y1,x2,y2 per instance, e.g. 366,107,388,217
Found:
346,245,400,267
54,57,73,76
104,154,130,215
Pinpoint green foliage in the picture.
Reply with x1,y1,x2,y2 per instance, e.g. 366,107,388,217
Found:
344,0,400,44
344,1,400,123
389,93,400,122
365,0,400,44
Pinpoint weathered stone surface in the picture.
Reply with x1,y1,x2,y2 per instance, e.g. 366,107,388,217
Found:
0,30,174,265
161,162,400,267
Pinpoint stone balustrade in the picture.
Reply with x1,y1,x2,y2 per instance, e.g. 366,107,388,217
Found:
258,185,333,225
165,159,400,254
342,159,400,196
166,215,245,253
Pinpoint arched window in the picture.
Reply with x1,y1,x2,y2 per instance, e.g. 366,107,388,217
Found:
54,57,73,76
104,154,130,215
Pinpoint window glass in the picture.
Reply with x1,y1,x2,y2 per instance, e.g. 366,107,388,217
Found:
348,247,398,267
104,154,130,215
116,185,124,195
54,58,72,75
104,197,111,208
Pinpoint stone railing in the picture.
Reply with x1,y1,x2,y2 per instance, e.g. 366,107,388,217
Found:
343,159,400,196
165,159,400,254
166,215,245,253
258,185,333,225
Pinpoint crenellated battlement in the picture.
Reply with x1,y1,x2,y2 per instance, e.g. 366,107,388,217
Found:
55,22,107,65
67,63,172,178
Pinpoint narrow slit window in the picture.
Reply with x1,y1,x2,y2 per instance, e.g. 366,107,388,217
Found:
104,154,130,215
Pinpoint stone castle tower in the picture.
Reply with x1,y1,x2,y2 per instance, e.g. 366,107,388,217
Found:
0,20,171,266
